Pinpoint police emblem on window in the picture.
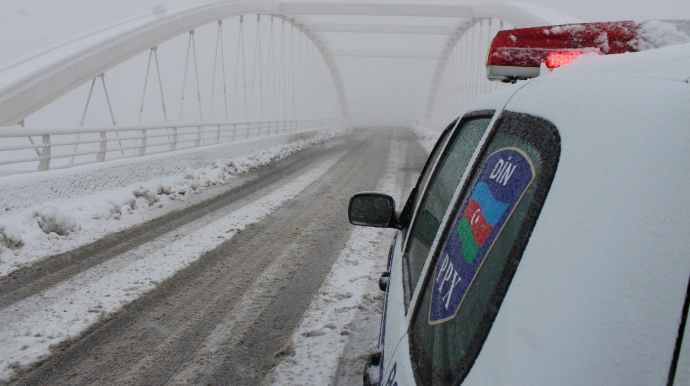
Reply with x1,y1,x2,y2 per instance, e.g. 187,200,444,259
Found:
429,147,535,324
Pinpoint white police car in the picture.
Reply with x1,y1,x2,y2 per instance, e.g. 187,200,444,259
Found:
349,21,690,386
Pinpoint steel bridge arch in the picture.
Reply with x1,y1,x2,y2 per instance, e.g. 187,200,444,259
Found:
0,1,349,126
424,3,579,121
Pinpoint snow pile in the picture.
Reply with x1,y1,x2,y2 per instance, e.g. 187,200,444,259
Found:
0,157,341,383
32,205,79,236
0,130,347,274
631,20,690,51
270,226,390,385
0,222,23,250
270,133,405,385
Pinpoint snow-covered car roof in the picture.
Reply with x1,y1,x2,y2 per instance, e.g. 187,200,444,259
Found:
463,43,690,385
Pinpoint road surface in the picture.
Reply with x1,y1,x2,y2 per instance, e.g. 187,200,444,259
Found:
2,128,428,386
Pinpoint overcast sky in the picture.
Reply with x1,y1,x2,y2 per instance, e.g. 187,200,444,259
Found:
2,0,688,125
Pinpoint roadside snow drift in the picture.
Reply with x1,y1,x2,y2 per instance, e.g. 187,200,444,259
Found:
0,137,346,382
269,131,406,385
0,129,347,276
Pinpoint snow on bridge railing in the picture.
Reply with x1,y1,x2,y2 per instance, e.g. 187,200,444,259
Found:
0,118,352,174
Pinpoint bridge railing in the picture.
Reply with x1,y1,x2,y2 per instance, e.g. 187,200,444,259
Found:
0,118,352,173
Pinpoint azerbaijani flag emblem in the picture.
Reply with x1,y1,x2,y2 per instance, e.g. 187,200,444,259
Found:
429,148,535,324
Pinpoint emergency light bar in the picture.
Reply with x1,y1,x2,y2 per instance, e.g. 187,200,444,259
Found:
486,21,639,82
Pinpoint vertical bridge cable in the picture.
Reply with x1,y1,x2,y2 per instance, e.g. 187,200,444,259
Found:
179,31,193,122
209,20,223,143
477,20,485,102
486,19,493,94
178,31,193,151
233,15,248,120
152,47,171,145
310,40,316,119
315,44,321,119
471,21,477,106
276,18,286,119
191,29,203,146
291,24,296,121
99,74,123,157
219,20,229,142
461,33,467,112
178,29,204,123
432,16,513,122
283,19,289,120
303,32,309,121
294,28,299,123
21,120,42,158
70,76,97,165
258,15,264,121
299,29,309,120
138,50,152,154
138,49,153,124
455,37,461,114
268,15,276,120
219,21,229,122
139,46,154,156
138,47,170,153
179,30,203,147
210,21,222,120
249,14,263,120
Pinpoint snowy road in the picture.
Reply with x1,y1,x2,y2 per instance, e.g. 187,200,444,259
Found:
2,128,429,385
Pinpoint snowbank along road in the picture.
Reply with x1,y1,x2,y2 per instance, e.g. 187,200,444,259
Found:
0,128,429,385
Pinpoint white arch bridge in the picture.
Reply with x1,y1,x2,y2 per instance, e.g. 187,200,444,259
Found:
0,1,577,174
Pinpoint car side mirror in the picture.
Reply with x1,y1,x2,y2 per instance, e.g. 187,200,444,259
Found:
348,192,400,229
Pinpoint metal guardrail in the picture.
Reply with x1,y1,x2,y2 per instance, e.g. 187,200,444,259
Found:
0,118,351,173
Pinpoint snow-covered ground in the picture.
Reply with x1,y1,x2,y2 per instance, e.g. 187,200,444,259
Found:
0,139,345,382
268,134,407,385
0,130,346,277
411,124,441,153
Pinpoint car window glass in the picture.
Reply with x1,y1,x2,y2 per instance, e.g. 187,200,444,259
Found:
400,124,454,239
409,113,561,385
403,118,491,308
411,126,453,215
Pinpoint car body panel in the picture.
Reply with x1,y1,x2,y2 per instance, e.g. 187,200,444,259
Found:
379,232,409,381
673,312,690,385
376,43,690,386
462,73,690,386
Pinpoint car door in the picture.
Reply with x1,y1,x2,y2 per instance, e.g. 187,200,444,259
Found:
379,112,496,383
393,111,561,385
374,119,456,385
670,279,690,385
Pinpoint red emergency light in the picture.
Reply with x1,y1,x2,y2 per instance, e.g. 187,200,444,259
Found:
486,21,638,82
545,51,588,68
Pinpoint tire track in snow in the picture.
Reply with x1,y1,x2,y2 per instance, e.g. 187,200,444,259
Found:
0,140,351,383
6,130,394,386
0,143,344,311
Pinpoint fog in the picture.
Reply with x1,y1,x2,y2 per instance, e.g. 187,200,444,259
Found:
2,0,689,126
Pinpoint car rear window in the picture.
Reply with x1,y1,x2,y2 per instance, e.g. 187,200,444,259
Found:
409,112,561,385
